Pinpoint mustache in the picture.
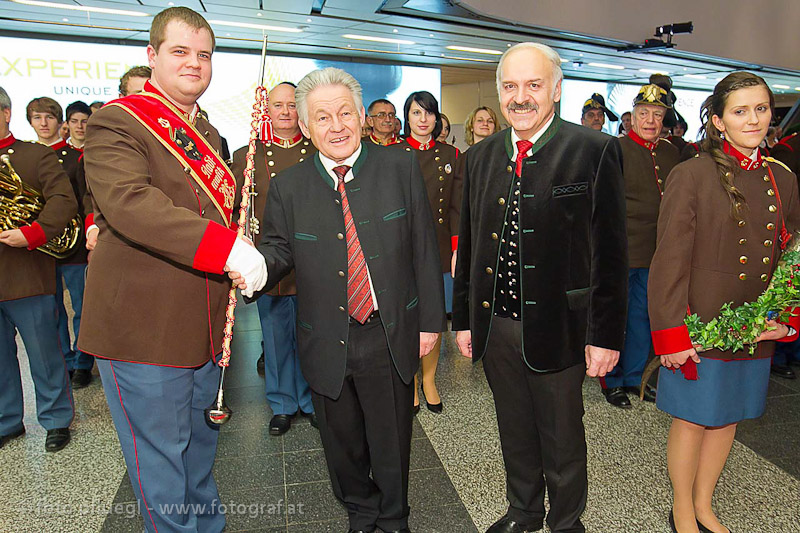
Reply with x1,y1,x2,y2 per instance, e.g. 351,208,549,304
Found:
507,102,538,112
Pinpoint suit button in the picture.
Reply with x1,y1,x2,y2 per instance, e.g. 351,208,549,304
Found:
58,159,64,164
739,273,747,280
655,165,660,170
438,218,444,224
766,222,775,230
767,189,775,196
491,232,498,240
761,273,769,282
438,208,443,214
439,176,444,182
739,256,748,264
338,270,345,277
763,257,770,265
482,301,490,308
337,233,344,240
764,239,773,247
268,160,275,166
340,340,346,345
739,238,746,245
301,148,307,154
738,220,746,227
498,198,505,205
271,172,276,177
507,165,513,173
439,198,444,203
267,151,273,156
763,175,770,182
485,267,493,274
338,306,345,312
769,205,777,212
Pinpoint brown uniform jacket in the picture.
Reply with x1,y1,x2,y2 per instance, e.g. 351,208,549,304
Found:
649,150,800,361
393,138,461,272
231,134,316,296
49,140,88,264
621,132,680,268
1,137,78,301
78,98,237,367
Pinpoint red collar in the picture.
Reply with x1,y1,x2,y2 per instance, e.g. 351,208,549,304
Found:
723,141,763,171
369,133,399,146
627,129,658,151
0,133,15,150
67,140,84,152
406,135,435,151
143,80,198,120
263,131,303,148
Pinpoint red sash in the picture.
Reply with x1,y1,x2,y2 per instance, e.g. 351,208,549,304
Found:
105,92,236,226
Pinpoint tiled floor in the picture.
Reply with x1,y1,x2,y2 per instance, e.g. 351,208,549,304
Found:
2,297,799,532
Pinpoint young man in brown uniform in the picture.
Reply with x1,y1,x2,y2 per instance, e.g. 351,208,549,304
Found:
78,8,266,532
0,87,77,452
231,81,318,435
600,84,680,408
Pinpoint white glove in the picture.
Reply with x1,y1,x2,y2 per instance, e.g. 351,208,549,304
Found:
225,237,267,297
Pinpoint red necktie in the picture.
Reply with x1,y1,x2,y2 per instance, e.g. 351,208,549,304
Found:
333,165,375,323
515,139,533,177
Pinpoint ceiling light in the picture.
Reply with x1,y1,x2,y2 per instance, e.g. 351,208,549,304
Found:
392,29,398,33
795,87,800,91
773,84,791,89
640,68,669,75
256,13,262,16
442,55,496,63
208,20,303,33
10,0,148,16
343,34,415,45
306,18,312,22
589,62,625,70
683,74,707,79
429,34,434,37
446,45,502,55
559,58,568,63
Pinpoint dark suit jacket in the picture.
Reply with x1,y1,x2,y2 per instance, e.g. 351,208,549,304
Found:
257,142,446,399
452,118,628,371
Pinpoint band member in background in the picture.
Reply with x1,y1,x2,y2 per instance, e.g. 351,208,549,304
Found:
437,112,452,144
599,83,680,408
79,8,266,532
0,86,76,452
26,97,92,388
453,43,627,533
365,98,401,146
231,81,318,436
393,116,403,137
119,65,152,97
233,67,445,533
65,101,91,150
580,93,618,132
395,90,460,414
648,71,800,533
464,106,498,146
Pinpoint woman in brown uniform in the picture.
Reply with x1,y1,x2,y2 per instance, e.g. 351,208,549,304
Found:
648,72,800,533
396,91,460,414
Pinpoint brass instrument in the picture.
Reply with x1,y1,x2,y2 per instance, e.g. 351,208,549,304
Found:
0,154,81,259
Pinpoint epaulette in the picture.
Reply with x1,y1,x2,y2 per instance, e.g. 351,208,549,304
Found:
778,131,798,144
765,156,792,174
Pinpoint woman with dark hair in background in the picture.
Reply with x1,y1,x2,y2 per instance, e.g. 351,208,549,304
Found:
395,91,460,415
437,113,452,144
464,106,497,146
648,71,800,533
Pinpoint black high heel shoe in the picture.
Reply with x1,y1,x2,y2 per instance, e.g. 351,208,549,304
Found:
422,389,443,413
669,511,677,533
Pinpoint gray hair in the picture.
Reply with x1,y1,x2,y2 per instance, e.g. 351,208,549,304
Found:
295,67,363,124
0,87,11,110
496,42,563,98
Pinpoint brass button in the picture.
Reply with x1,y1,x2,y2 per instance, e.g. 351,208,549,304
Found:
271,172,276,177
507,165,513,173
405,147,411,152
268,160,275,166
498,198,506,205
340,340,346,345
301,148,307,154
439,176,444,182
299,158,304,162
764,240,773,247
438,218,444,224
438,166,443,171
61,150,67,155
491,232,498,240
439,187,443,192
651,152,656,156
485,267,493,274
338,306,345,312
657,179,663,185
304,141,309,145
739,238,747,245
763,257,770,265
337,233,344,240
58,159,63,164
739,256,748,264
482,301,490,309
338,270,345,277
763,175,770,182
438,208,444,214
7,149,13,154
439,198,444,203
738,220,746,227
766,222,775,230
761,274,769,282
767,189,775,196
435,156,441,161
739,273,747,280
435,148,440,153
769,205,777,212
655,165,660,170
267,151,273,156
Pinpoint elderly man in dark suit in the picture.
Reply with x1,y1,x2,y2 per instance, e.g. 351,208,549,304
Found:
453,42,628,533
233,67,445,533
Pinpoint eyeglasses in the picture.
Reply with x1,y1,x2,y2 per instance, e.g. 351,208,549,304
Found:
369,112,396,120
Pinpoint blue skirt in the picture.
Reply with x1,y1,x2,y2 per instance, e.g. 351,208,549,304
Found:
656,356,770,426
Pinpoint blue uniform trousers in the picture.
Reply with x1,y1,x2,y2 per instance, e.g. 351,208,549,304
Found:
97,358,225,533
0,294,74,435
602,268,651,389
55,263,93,371
773,336,800,365
256,294,313,415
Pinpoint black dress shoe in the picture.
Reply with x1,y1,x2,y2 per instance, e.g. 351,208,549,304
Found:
603,387,632,409
0,426,25,449
269,414,294,436
383,529,411,533
426,401,443,414
486,514,540,533
624,384,657,402
300,410,319,429
256,353,265,376
346,529,373,533
71,369,92,389
771,364,796,379
45,428,70,452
